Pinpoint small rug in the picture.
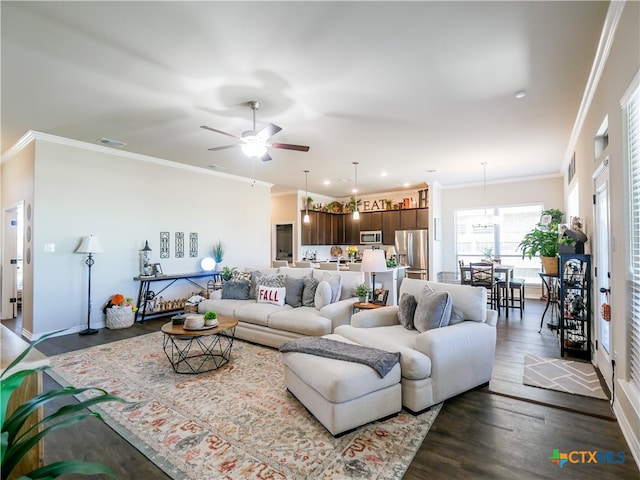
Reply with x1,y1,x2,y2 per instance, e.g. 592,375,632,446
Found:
523,354,607,400
48,332,440,480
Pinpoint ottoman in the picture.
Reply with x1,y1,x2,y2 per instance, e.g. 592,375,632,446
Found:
281,334,402,436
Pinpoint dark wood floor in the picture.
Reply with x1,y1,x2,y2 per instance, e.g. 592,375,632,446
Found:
3,300,638,479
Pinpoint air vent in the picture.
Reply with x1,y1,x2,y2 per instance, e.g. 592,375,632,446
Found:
97,138,126,148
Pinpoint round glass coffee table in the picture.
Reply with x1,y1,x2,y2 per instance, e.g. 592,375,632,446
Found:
161,315,238,374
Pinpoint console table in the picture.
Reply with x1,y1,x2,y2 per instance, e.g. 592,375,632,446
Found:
134,272,221,323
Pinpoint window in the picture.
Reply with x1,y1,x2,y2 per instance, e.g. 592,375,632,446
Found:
456,204,544,284
623,77,640,393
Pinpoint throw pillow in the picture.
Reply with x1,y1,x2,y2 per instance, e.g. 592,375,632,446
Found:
398,293,418,330
314,281,332,310
221,279,250,300
413,288,452,333
257,285,286,306
302,277,319,307
249,271,263,299
258,273,285,288
321,273,342,303
284,275,305,308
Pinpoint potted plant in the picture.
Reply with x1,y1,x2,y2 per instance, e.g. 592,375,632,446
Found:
212,239,225,265
220,266,236,281
1,331,126,479
347,195,362,213
355,283,371,303
518,208,564,275
385,199,393,210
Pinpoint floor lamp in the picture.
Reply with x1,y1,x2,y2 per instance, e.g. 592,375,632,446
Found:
76,235,104,335
360,249,388,303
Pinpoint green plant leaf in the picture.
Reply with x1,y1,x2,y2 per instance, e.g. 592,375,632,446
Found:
18,459,118,479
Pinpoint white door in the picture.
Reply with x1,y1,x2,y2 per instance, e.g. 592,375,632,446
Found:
593,160,612,390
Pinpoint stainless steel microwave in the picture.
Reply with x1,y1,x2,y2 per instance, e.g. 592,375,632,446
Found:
360,230,383,244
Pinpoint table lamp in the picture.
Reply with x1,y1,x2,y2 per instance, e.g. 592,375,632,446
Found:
360,249,387,302
75,235,104,335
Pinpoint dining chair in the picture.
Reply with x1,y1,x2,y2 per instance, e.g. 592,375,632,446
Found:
469,262,499,312
318,262,339,270
347,263,362,271
294,261,312,268
459,260,472,285
272,260,288,268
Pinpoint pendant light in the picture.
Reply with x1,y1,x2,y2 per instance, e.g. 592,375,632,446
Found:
303,169,310,223
353,161,360,220
474,162,499,227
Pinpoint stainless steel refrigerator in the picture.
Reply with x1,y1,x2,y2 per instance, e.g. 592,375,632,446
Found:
395,230,429,280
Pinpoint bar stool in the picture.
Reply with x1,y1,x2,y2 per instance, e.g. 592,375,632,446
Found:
497,277,525,317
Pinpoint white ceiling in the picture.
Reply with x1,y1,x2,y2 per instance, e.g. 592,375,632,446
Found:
1,1,609,197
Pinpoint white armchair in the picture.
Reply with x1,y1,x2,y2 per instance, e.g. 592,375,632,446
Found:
335,278,497,413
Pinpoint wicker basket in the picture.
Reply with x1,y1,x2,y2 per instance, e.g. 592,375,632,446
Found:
105,305,135,329
184,304,198,314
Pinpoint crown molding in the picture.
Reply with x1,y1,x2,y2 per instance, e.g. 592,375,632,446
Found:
1,130,273,188
562,0,626,171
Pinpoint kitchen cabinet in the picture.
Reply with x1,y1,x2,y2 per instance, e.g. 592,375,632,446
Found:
344,213,360,245
302,208,427,246
416,208,429,229
331,214,344,244
559,254,591,359
301,211,318,245
382,210,401,242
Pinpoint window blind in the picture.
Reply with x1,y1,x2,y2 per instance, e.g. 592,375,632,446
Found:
625,82,640,393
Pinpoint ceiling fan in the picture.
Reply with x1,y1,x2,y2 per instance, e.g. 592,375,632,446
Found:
201,101,310,162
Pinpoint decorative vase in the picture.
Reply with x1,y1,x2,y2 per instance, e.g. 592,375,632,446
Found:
358,296,368,304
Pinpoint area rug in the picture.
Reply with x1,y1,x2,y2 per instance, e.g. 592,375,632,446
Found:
48,332,441,480
523,354,607,400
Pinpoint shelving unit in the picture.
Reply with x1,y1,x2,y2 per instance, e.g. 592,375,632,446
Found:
559,254,591,359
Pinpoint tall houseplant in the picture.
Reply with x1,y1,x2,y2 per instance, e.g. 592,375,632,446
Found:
1,331,127,479
518,208,563,275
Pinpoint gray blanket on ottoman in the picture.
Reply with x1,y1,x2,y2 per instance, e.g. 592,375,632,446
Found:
279,337,400,377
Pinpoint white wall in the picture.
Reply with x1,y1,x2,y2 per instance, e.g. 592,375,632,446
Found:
3,133,272,338
439,175,564,274
570,0,639,463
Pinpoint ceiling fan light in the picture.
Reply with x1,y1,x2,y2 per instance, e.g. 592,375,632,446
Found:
241,142,267,158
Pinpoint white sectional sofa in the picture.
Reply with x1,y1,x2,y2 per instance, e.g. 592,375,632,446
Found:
198,267,364,348
334,278,497,413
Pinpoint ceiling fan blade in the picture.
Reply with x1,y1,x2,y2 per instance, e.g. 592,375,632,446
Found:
256,123,282,141
207,144,239,151
201,125,240,139
260,151,272,162
270,143,310,152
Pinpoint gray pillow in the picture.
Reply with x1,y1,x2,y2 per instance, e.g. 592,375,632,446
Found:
398,293,418,330
413,288,452,332
249,271,263,299
321,273,342,303
284,275,305,307
221,280,250,300
302,277,319,307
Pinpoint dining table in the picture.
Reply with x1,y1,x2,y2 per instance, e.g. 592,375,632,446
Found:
460,264,515,317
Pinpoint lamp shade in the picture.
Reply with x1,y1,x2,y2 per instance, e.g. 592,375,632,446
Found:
141,240,152,252
360,249,387,273
75,235,104,254
387,246,397,257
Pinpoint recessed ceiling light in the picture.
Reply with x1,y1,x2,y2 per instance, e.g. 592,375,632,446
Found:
380,172,388,177
515,90,526,99
425,169,437,173
403,182,410,187
97,137,126,147
323,180,330,185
